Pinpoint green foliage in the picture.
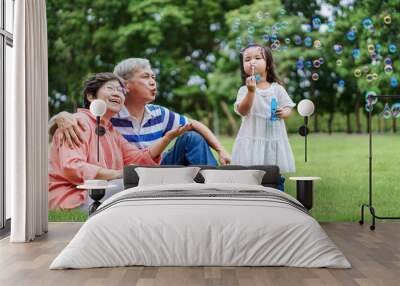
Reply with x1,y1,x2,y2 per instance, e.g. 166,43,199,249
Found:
47,0,399,134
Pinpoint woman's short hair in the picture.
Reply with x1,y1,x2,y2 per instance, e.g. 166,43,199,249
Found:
83,72,124,109
113,58,151,80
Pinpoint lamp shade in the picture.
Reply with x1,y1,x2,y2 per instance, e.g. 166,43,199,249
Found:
90,99,107,117
297,99,315,117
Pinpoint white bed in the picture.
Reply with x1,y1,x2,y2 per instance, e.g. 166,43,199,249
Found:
50,183,351,269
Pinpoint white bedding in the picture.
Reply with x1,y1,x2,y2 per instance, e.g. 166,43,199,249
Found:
50,183,351,269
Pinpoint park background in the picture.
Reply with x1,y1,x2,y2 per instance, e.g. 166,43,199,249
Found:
47,0,400,222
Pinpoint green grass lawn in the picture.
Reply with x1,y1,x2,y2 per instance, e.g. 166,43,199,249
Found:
49,133,400,223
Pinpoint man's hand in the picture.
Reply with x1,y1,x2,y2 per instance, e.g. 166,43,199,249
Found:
164,122,193,142
56,111,86,147
217,149,231,165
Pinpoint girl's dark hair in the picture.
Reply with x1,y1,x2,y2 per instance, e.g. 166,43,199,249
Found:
83,72,125,109
239,43,282,86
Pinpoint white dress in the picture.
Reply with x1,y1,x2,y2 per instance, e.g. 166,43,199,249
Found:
231,83,296,173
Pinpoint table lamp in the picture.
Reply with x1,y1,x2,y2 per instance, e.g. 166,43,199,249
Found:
297,99,315,162
89,99,107,162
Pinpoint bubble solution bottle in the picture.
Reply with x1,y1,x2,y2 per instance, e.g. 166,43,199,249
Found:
271,97,278,121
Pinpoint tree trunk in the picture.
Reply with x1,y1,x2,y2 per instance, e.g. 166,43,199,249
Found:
383,116,387,132
327,112,334,134
313,114,320,133
346,113,352,134
219,100,238,136
355,101,362,133
392,117,397,133
377,116,382,133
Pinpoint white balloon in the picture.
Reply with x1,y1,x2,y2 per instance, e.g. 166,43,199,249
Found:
297,99,315,117
90,99,107,117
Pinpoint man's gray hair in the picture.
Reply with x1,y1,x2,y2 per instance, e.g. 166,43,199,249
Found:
113,58,151,80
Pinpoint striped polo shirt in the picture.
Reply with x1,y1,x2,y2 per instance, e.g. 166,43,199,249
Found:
111,105,188,149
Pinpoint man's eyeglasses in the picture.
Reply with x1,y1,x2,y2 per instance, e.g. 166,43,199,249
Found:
104,85,126,95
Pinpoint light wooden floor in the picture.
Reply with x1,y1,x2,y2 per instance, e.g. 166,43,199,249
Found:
0,222,399,286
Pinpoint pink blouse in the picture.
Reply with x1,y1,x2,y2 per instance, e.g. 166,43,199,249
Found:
49,109,159,209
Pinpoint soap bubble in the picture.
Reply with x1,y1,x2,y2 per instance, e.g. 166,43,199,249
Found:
365,91,378,105
304,37,312,47
391,103,400,118
313,60,321,68
346,31,356,41
366,74,374,81
232,18,241,32
247,26,255,34
375,43,382,52
334,44,343,55
373,73,378,80
367,44,375,53
303,23,312,33
363,66,369,73
354,69,361,77
279,8,286,16
318,57,325,64
235,37,242,49
382,103,392,119
352,48,360,58
370,52,378,60
311,73,319,81
296,59,304,69
384,65,393,74
262,34,270,42
390,77,398,88
305,61,312,68
256,11,263,20
384,15,391,24
336,59,342,66
312,17,321,29
314,40,322,49
388,44,397,54
327,21,336,32
384,57,392,65
285,38,291,44
362,18,373,30
294,35,302,45
338,80,345,87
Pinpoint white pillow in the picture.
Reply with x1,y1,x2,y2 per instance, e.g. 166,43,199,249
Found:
200,169,266,185
135,167,201,186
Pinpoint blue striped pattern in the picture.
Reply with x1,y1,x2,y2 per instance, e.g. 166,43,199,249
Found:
112,104,188,149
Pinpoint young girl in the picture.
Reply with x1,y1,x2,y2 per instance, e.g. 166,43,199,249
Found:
231,44,296,191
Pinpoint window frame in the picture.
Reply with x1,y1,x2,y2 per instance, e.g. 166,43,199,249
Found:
0,0,13,234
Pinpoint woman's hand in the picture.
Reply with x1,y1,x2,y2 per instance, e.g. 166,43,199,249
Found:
56,111,87,147
95,168,123,180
